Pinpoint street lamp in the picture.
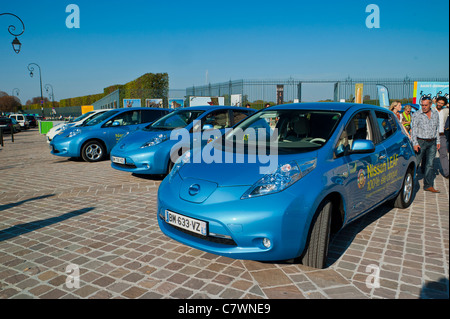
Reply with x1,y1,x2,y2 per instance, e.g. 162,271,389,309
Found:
27,63,44,117
45,84,55,116
12,88,20,113
0,13,25,54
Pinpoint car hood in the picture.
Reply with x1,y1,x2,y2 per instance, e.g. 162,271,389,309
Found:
178,147,318,187
115,129,174,151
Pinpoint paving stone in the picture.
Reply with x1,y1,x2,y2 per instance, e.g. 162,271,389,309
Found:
0,129,448,299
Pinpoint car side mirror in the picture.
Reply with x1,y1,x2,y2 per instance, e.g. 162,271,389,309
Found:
202,124,214,130
350,139,375,154
112,121,120,127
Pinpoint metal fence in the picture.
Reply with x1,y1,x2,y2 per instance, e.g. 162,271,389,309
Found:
186,77,449,108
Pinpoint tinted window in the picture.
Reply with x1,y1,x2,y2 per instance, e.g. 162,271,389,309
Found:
232,111,251,125
141,109,168,123
375,111,397,141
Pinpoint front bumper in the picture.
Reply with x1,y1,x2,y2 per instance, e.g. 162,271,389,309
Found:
111,146,169,175
157,172,314,261
50,137,79,157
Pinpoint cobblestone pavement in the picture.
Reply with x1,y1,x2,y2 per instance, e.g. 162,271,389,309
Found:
0,128,448,299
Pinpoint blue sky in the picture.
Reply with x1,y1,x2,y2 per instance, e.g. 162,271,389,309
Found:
0,0,448,104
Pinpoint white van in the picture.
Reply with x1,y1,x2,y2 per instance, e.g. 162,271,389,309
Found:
9,114,30,129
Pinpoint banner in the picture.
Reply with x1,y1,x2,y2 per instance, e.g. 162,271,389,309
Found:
123,99,141,108
355,83,364,104
169,99,184,109
413,82,449,104
145,99,163,108
376,84,390,108
276,85,284,105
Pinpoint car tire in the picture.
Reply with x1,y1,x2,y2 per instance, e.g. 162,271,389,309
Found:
301,200,332,269
393,168,414,209
81,140,105,162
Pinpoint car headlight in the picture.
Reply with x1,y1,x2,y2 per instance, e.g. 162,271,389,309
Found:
141,133,168,148
168,150,191,183
241,158,317,199
66,128,81,138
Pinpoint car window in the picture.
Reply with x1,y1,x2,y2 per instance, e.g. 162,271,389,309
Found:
375,111,397,141
141,109,168,123
203,110,230,129
232,110,251,126
336,111,373,157
224,109,343,154
145,110,204,131
84,110,119,126
105,110,140,126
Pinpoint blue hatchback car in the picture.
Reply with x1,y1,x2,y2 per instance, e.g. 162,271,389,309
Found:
157,103,416,269
50,107,170,162
110,106,256,175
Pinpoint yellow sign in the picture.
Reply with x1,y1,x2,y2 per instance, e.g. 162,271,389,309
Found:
81,105,94,114
355,83,364,104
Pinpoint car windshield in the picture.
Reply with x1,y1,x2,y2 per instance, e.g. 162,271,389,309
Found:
70,111,94,123
222,109,344,154
82,110,119,126
144,109,204,131
82,111,107,125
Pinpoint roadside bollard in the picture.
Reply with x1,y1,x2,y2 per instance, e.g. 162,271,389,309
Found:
0,127,3,147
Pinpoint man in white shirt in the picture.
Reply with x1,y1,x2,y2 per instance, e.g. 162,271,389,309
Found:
436,96,449,179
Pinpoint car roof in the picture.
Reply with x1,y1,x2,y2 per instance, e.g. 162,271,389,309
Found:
176,105,255,111
266,102,388,112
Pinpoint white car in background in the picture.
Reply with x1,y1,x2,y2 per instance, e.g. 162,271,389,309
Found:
46,109,110,143
9,114,30,129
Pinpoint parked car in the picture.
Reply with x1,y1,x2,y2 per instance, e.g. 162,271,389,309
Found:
25,115,37,128
157,102,416,269
0,117,21,133
110,106,256,175
46,109,110,143
50,107,170,162
9,114,29,129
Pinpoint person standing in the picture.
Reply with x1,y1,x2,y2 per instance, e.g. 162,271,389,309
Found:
435,96,449,179
401,104,412,133
390,101,402,121
410,97,441,193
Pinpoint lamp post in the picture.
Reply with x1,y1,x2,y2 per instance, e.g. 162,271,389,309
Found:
12,88,20,113
27,63,44,117
45,84,55,117
0,13,25,53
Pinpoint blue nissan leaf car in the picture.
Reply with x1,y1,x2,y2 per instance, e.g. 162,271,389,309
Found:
110,106,256,175
157,103,416,269
50,107,170,162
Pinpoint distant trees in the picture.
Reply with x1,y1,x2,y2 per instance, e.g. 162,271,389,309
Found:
0,93,22,113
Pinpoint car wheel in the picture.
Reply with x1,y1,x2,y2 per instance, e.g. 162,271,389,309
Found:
81,140,105,162
393,168,414,209
301,200,332,269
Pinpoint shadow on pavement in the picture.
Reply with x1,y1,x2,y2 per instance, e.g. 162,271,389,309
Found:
0,194,55,212
0,207,95,242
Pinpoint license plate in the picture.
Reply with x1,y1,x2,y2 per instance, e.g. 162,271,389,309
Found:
112,156,125,164
165,210,207,236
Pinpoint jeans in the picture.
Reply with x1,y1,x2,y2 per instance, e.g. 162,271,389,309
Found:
415,139,437,189
438,135,449,177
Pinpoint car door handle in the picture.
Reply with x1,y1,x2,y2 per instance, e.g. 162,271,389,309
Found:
378,155,387,160
401,144,408,148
